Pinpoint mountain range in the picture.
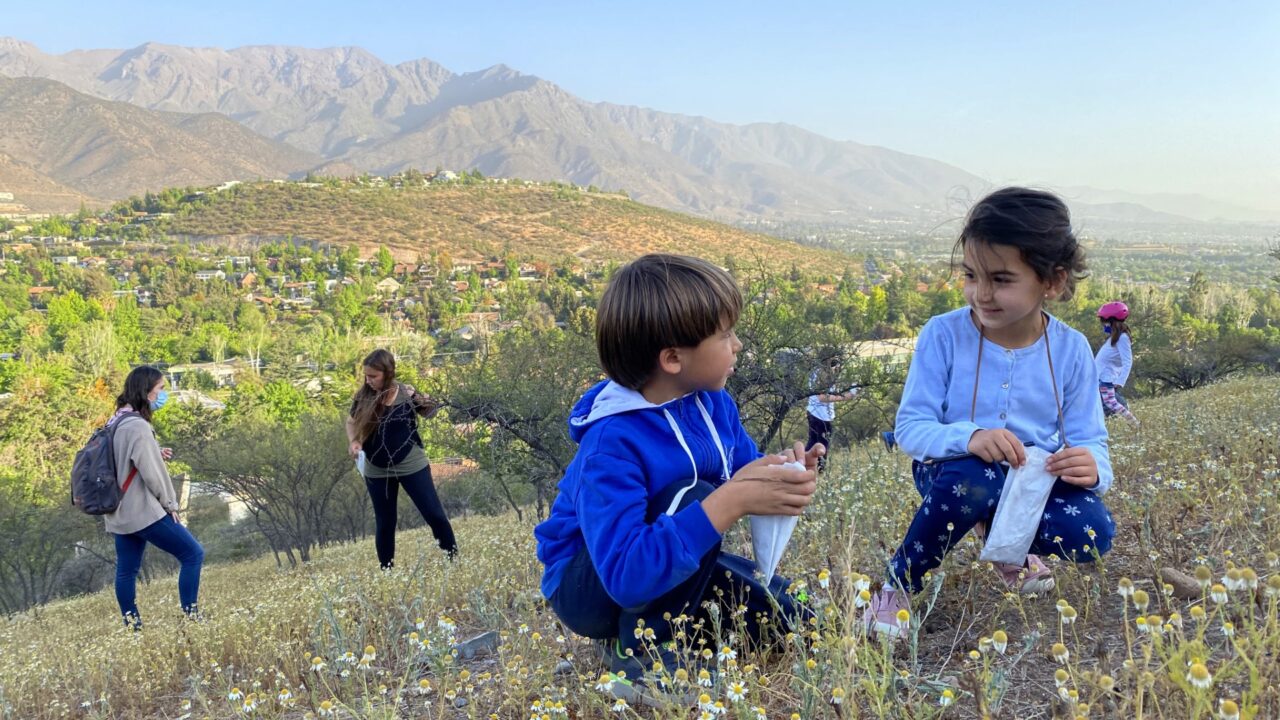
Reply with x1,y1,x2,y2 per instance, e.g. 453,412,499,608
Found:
0,37,1267,225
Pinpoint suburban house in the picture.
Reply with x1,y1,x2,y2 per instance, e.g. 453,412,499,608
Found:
168,359,245,389
168,389,226,410
375,277,402,297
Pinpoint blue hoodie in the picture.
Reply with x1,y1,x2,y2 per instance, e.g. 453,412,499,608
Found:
534,380,762,608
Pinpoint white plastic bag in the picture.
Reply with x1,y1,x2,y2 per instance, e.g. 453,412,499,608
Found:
980,446,1057,565
355,450,367,477
750,460,807,579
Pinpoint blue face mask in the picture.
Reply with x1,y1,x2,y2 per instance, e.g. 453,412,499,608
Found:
150,389,169,411
1102,324,1112,335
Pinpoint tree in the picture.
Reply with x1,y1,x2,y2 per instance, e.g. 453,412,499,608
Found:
259,380,309,427
376,245,395,278
184,411,354,565
30,216,72,238
0,488,100,613
45,291,102,350
64,320,123,380
1139,330,1270,392
1268,237,1280,287
237,303,269,375
80,270,116,303
439,326,599,519
728,269,865,449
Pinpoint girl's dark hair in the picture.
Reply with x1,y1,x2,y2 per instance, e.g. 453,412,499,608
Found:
953,187,1088,300
1105,319,1130,346
350,349,397,443
116,365,163,423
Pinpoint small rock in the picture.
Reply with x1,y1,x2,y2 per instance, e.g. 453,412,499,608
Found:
452,630,501,660
1160,567,1202,600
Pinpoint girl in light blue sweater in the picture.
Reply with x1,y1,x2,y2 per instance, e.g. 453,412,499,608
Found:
867,188,1115,638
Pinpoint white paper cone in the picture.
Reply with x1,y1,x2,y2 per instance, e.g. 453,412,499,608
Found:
355,450,366,476
750,460,806,578
980,446,1058,565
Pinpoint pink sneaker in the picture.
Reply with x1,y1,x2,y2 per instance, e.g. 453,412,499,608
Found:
997,554,1055,595
863,588,911,639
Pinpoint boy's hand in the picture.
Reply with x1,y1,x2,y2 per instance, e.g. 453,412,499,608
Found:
1047,446,1099,488
729,452,800,483
803,442,825,473
778,441,803,464
782,439,825,473
967,429,1027,467
702,454,815,532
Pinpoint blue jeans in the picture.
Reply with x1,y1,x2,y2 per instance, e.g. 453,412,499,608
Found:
114,514,204,627
888,456,1114,592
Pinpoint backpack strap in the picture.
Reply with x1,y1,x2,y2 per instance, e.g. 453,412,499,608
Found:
109,410,144,495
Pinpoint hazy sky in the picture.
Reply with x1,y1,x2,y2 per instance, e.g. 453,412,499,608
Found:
7,0,1278,212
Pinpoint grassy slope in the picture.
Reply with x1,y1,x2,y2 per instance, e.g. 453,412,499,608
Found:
162,182,860,273
2,377,1278,718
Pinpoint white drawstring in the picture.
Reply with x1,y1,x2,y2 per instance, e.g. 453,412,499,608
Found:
661,396,730,516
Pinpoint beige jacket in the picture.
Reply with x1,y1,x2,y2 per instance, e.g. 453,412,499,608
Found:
104,415,179,535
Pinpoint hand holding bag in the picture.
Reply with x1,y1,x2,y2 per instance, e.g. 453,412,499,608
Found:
750,460,806,579
979,446,1057,564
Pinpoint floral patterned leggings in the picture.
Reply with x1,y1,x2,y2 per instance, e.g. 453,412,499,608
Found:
888,455,1115,593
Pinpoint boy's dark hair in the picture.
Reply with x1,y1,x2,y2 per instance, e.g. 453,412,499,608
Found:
953,187,1088,300
596,254,743,390
116,365,163,423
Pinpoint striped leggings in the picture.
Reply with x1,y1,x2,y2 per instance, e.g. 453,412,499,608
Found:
1099,382,1139,425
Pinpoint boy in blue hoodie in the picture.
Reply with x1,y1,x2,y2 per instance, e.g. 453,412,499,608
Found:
534,254,821,688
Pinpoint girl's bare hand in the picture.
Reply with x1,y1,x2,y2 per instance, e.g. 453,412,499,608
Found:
1048,446,1099,487
967,429,1027,467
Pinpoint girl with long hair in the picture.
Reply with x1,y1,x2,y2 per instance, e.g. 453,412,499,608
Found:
346,349,457,568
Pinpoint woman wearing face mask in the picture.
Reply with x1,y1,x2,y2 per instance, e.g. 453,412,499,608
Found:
106,365,204,628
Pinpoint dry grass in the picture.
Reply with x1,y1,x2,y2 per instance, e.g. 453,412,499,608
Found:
2,377,1278,719
163,182,857,274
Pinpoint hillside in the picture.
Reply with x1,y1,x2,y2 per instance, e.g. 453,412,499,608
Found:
163,180,863,271
0,75,325,209
0,150,101,213
1,377,1277,717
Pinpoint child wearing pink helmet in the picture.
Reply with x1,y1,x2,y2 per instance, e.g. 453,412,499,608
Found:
1095,302,1139,426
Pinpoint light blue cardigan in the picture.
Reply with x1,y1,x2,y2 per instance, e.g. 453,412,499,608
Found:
894,307,1113,495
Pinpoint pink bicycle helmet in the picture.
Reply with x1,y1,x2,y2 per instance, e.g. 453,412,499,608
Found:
1097,301,1129,321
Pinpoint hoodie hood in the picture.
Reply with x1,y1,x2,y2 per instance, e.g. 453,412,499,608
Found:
569,380,668,441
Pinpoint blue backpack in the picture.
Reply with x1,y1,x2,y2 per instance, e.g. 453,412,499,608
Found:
71,412,140,515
